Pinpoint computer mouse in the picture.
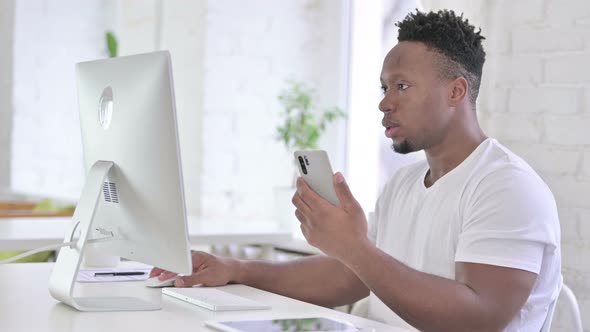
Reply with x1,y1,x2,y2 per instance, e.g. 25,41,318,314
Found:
145,275,177,288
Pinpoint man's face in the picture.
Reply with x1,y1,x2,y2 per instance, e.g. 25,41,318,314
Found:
379,41,454,154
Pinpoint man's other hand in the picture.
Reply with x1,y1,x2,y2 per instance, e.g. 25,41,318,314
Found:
149,251,239,287
292,172,373,263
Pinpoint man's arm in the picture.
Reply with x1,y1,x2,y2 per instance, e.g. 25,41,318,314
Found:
232,255,370,307
151,251,369,308
345,241,536,332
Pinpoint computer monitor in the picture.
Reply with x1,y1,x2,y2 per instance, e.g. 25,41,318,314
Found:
49,51,193,311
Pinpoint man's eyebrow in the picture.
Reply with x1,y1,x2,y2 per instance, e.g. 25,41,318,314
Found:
380,73,407,83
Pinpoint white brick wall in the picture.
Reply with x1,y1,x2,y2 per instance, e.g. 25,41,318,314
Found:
481,112,543,142
545,176,590,209
558,208,579,242
503,0,545,25
512,27,585,53
508,87,581,114
546,0,590,24
508,143,581,176
10,0,112,200
583,151,590,177
579,209,590,244
496,54,544,85
158,1,207,217
0,0,15,188
543,116,590,145
546,54,590,84
0,109,10,189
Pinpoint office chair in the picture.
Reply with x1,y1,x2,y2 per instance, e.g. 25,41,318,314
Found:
542,283,583,332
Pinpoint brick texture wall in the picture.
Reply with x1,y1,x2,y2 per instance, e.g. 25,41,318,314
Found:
10,0,112,200
0,0,15,189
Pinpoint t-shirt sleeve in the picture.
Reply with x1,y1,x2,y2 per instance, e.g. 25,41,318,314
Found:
455,164,560,274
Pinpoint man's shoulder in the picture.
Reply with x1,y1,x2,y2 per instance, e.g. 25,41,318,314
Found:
468,139,555,203
473,139,543,183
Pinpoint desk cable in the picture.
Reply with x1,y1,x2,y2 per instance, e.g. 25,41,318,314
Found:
0,222,115,265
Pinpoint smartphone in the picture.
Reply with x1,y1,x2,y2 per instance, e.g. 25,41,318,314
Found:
294,150,340,207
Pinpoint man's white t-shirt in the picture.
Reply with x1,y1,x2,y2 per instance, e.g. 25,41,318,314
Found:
367,138,562,331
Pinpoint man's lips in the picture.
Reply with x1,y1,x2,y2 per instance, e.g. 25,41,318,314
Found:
385,125,400,138
382,121,400,138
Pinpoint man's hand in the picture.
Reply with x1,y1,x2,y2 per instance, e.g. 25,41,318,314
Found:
291,172,372,262
149,251,238,287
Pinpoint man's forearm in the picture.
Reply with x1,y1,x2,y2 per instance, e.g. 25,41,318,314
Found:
344,243,500,332
231,255,369,308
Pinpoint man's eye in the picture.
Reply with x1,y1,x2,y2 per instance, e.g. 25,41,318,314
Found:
397,84,409,91
381,85,387,93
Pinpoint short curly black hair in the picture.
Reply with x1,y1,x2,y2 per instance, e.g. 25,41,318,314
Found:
396,10,486,105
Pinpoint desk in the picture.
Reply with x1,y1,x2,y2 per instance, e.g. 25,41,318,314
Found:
0,216,292,251
0,263,409,332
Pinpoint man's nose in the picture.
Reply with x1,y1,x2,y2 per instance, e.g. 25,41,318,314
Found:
379,93,395,113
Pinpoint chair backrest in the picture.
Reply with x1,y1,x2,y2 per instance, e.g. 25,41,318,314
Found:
540,282,583,332
559,284,584,331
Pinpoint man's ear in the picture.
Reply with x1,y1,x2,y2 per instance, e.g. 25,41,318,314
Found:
448,76,468,106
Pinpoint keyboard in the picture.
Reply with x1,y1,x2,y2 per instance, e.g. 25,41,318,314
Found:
162,287,271,311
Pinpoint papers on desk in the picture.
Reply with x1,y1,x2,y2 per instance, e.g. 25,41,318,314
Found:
76,267,152,283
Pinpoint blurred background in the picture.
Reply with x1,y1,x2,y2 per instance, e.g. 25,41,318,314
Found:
0,0,589,330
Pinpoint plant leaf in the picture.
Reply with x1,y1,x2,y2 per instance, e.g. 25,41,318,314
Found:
106,31,118,58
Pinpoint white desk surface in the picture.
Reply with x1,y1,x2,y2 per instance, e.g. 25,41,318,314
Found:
0,216,292,251
0,263,409,332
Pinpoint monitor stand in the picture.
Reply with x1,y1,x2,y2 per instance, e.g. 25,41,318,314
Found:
48,160,160,311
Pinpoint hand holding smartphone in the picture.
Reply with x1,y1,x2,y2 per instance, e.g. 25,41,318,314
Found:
294,150,340,207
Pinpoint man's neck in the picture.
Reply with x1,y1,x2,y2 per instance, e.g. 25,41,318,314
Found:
424,123,487,188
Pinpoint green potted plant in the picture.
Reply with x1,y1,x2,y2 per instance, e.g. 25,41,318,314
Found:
275,80,345,185
273,80,345,234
